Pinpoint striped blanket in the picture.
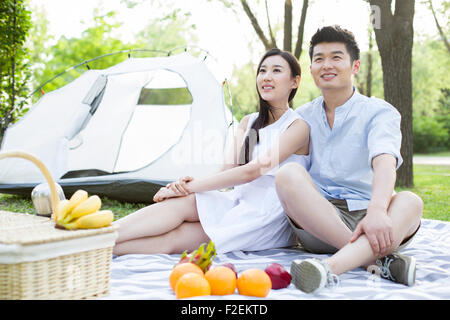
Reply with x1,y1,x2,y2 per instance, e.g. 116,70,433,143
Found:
104,218,450,300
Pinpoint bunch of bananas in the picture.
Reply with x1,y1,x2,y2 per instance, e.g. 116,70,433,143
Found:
54,190,114,230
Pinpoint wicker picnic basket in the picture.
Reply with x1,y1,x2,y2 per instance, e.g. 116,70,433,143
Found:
0,151,118,300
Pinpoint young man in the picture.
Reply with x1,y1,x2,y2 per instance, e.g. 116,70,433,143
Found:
274,25,423,293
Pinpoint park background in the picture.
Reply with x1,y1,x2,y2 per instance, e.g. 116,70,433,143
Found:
0,0,448,221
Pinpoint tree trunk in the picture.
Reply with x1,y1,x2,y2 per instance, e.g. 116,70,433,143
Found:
240,0,272,50
265,0,277,48
366,26,373,97
428,0,450,53
238,0,309,57
294,0,309,59
355,72,365,94
284,0,292,52
369,0,415,187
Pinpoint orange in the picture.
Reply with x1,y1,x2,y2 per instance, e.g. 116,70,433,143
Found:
169,263,204,291
237,268,272,298
175,273,211,299
205,266,237,295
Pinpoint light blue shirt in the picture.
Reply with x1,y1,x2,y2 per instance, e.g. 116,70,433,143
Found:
296,89,403,211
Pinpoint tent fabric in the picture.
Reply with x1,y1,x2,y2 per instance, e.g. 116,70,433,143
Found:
0,53,234,202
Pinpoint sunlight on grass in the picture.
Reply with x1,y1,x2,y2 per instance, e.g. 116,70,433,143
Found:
415,151,450,157
0,193,147,221
395,165,449,222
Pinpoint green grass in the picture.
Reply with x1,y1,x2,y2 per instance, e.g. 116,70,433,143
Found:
415,151,450,157
395,164,449,221
0,164,448,222
0,194,147,221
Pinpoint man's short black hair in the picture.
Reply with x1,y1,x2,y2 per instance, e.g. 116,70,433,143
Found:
309,25,360,62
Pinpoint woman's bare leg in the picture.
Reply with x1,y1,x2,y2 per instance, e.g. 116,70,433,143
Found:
113,222,210,255
113,194,199,244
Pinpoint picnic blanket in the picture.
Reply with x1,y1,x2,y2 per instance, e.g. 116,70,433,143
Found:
103,218,450,300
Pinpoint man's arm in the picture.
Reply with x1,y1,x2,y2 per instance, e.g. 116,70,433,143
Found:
350,153,396,257
369,153,397,211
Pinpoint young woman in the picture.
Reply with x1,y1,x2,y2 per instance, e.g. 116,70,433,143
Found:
113,48,310,255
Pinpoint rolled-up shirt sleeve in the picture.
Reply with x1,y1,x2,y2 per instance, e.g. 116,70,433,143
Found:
367,100,403,170
296,103,313,130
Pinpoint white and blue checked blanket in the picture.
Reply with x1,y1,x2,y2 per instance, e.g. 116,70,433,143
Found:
104,218,450,300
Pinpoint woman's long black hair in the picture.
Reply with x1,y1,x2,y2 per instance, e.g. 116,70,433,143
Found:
238,48,301,165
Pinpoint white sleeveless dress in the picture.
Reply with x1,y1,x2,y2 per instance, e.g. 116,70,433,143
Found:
195,108,310,254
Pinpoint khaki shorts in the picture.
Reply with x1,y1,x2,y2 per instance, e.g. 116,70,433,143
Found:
288,199,419,254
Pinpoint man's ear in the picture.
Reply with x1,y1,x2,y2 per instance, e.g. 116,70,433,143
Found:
352,60,361,75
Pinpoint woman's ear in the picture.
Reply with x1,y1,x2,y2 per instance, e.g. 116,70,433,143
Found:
292,75,301,89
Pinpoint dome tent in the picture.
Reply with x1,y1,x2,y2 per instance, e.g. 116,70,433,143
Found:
0,51,235,203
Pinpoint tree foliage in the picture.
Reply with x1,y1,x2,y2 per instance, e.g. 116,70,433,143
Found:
229,61,259,121
412,38,450,153
34,10,127,95
0,0,31,145
134,8,197,51
28,5,197,100
26,2,52,92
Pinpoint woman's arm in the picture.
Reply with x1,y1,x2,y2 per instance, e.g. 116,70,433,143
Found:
162,115,253,198
182,118,309,193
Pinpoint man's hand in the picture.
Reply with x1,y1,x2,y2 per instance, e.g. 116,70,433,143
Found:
350,204,394,257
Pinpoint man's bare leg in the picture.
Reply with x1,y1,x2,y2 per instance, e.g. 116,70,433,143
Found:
276,163,423,290
325,191,423,275
287,189,422,292
275,162,353,250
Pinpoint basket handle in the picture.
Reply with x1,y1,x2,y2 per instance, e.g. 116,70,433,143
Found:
0,151,60,221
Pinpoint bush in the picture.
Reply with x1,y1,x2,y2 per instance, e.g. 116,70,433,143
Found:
413,114,449,153
413,87,449,153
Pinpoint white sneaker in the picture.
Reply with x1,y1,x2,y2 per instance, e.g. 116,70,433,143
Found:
290,258,339,293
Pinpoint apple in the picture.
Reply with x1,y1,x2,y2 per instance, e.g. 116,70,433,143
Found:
221,263,238,278
264,263,292,289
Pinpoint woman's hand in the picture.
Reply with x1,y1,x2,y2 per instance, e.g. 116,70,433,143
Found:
153,187,178,202
153,176,194,202
166,176,194,196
